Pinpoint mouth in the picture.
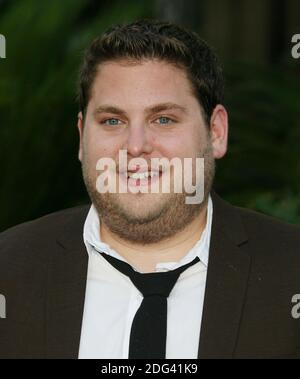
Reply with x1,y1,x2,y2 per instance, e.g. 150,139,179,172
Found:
119,168,163,187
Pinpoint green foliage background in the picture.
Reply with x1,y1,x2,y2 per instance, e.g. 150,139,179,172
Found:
0,0,300,231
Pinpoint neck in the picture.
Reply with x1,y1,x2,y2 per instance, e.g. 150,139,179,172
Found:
100,201,208,273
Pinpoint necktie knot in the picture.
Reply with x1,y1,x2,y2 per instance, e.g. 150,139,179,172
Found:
130,270,184,298
100,252,200,297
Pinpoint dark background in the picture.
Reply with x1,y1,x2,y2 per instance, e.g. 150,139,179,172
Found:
0,0,300,232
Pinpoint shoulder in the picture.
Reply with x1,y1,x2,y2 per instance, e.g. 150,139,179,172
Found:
212,191,300,239
232,204,300,266
212,191,300,259
235,204,300,241
0,205,90,264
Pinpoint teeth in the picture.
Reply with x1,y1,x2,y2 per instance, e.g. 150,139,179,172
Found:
127,172,159,180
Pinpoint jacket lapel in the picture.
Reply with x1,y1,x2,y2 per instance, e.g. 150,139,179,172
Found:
198,192,251,359
44,193,251,359
46,206,89,359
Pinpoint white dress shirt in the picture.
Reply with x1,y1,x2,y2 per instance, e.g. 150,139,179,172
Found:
78,195,213,359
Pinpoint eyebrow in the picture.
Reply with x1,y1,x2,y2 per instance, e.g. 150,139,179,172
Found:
93,102,188,117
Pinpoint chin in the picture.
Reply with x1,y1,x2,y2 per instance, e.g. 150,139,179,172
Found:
117,193,168,219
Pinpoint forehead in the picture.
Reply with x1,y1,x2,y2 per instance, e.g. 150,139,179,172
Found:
89,59,198,110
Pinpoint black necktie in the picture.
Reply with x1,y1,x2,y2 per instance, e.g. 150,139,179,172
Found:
100,252,200,359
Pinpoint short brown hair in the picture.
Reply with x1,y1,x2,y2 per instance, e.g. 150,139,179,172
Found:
78,19,224,124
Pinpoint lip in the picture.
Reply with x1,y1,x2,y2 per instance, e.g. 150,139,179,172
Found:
119,166,161,175
118,170,163,188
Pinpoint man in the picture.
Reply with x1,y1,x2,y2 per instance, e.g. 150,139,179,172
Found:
0,19,300,359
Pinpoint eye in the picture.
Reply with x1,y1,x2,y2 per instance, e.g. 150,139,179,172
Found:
101,118,122,126
154,116,175,125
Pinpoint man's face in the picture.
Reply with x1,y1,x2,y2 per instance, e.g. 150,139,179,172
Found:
78,59,227,244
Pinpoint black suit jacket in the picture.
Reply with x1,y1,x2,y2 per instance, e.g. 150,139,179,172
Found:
0,192,300,359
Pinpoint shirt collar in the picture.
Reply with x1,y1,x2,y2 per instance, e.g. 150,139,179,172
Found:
83,194,213,269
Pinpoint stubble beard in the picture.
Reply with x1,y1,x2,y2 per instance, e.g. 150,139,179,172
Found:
81,144,215,245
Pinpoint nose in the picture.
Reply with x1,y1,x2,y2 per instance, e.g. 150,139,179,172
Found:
124,124,153,157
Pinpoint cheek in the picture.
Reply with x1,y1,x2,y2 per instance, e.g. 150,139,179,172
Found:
156,132,201,159
85,128,121,161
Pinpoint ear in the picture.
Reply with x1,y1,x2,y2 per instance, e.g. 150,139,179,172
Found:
209,105,228,159
77,112,84,162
